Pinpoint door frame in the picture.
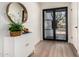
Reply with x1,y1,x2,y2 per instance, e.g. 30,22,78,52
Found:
43,7,68,42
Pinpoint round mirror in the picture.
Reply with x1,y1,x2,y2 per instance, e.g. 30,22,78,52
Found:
6,2,28,23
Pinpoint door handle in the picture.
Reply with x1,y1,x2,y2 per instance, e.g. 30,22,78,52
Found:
75,26,78,28
52,20,57,29
52,21,54,28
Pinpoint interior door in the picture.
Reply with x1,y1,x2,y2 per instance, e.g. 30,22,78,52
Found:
78,2,79,55
72,3,78,53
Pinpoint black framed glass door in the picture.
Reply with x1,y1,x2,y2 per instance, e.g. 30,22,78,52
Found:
43,7,68,41
43,10,54,39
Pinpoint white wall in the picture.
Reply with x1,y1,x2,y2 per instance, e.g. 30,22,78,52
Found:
0,2,41,56
40,2,72,42
21,2,41,45
0,2,9,56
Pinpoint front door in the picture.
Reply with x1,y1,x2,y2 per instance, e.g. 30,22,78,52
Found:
43,7,68,41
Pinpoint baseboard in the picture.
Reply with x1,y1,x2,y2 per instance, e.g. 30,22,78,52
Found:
69,43,79,57
34,39,41,46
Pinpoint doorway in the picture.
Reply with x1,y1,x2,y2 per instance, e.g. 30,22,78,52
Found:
43,7,68,42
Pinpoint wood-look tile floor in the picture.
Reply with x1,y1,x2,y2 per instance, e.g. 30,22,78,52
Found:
31,40,76,57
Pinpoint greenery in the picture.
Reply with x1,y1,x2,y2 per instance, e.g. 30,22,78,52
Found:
9,22,24,32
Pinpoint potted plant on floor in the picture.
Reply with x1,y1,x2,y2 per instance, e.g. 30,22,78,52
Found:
9,22,23,37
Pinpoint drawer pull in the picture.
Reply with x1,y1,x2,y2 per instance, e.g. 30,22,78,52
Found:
5,53,8,55
25,43,29,46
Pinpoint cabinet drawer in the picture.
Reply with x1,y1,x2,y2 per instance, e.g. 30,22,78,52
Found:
4,38,14,57
15,42,33,57
0,49,2,57
15,35,33,48
15,38,33,56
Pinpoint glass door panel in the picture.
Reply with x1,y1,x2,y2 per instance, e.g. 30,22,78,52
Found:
45,30,53,39
44,21,52,29
55,11,66,40
44,10,54,39
44,11,53,20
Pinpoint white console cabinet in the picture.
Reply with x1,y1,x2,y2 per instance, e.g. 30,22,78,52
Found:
0,37,3,57
3,33,34,57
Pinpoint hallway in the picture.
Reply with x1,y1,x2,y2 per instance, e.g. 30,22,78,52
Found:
31,40,76,57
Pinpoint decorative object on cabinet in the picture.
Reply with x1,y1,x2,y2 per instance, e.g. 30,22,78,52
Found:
6,2,28,23
23,28,30,34
9,22,23,37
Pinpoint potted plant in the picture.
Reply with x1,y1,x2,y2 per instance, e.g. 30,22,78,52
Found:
9,22,23,37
